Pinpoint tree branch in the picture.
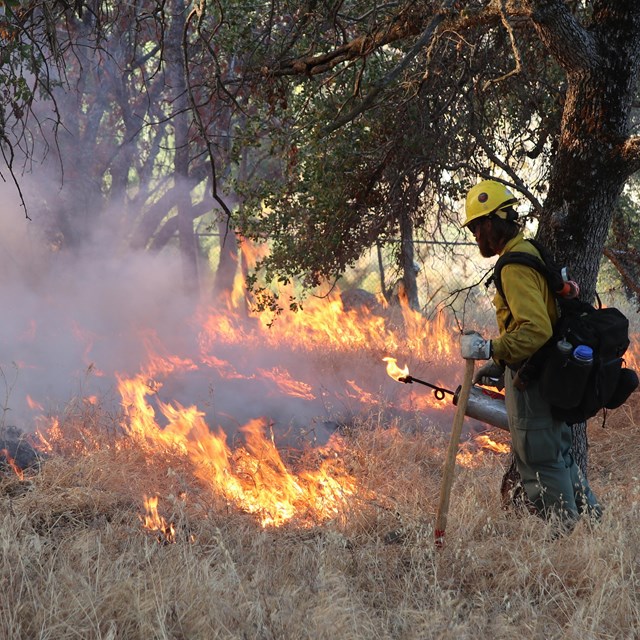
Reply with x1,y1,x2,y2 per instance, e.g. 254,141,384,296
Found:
265,4,431,78
321,0,458,135
604,246,640,302
482,0,523,90
523,0,601,73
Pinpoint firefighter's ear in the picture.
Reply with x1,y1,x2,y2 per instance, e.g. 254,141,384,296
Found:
492,206,518,223
503,206,518,222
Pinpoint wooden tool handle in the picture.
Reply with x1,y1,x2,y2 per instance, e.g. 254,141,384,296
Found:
435,357,475,548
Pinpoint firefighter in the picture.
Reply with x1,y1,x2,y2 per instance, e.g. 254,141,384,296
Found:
459,179,601,529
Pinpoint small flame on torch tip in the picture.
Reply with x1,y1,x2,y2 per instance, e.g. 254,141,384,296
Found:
382,357,410,382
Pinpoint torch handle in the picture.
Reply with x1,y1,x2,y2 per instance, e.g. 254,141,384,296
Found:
434,358,475,548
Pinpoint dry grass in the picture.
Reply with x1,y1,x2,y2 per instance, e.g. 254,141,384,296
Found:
1,396,640,640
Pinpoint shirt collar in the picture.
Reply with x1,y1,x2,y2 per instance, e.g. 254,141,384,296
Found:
499,232,524,257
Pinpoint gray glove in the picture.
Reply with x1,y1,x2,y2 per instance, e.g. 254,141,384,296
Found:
473,360,505,390
460,331,491,360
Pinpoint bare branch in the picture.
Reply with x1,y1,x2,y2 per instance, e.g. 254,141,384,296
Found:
265,4,431,78
183,5,233,228
322,0,458,135
471,129,544,213
0,136,30,220
482,0,523,90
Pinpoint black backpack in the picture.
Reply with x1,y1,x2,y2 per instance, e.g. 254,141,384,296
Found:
491,239,638,424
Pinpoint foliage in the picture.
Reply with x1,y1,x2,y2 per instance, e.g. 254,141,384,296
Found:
2,1,640,310
208,1,569,304
0,0,65,206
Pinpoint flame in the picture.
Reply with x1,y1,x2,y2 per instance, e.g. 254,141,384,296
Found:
410,390,450,410
475,434,510,454
344,380,379,405
118,367,358,528
383,357,409,381
257,367,316,400
27,289,480,528
140,495,176,543
26,395,44,411
35,417,62,453
141,331,198,378
1,449,24,480
457,433,510,468
200,355,255,380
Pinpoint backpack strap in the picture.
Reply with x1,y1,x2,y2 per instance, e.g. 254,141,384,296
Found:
488,239,565,300
489,251,547,300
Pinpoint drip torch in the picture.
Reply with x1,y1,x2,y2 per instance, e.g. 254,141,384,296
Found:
383,357,509,432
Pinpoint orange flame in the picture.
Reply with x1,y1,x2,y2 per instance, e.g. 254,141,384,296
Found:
257,367,316,400
475,434,510,454
28,288,486,528
383,356,409,381
26,395,44,411
35,417,62,453
1,449,24,480
457,433,510,467
140,495,176,543
118,366,358,527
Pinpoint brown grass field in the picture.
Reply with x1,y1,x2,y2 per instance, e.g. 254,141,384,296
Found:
1,393,639,640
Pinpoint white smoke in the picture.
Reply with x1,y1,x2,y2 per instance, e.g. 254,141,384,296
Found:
1,165,488,452
0,175,420,446
0,176,198,427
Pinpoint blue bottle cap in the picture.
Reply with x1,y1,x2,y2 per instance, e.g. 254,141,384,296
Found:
574,345,593,361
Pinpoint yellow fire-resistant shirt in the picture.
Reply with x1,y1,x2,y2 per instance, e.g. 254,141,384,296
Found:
490,233,558,366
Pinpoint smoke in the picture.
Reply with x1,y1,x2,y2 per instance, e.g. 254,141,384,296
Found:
0,176,421,446
0,176,197,426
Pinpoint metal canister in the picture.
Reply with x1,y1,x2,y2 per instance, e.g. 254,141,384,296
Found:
453,384,510,432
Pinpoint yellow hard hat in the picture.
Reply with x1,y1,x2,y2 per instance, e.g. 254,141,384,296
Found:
463,179,519,227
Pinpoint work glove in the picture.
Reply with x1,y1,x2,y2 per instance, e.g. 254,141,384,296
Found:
473,360,505,390
460,331,491,360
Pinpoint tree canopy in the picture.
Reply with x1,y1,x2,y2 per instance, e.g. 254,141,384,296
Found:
1,0,640,310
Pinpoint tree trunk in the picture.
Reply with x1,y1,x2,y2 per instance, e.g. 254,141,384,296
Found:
399,209,420,311
167,0,199,293
213,218,240,307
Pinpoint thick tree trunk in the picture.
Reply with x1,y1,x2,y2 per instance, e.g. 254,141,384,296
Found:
530,1,640,290
213,218,240,306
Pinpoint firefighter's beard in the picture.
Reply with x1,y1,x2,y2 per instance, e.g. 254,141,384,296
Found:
477,225,504,258
477,234,497,258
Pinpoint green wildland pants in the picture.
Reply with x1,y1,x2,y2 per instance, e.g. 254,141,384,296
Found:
504,368,601,523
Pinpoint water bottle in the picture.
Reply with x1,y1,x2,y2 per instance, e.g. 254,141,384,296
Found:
573,345,593,365
557,339,573,360
541,342,593,409
541,338,573,401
